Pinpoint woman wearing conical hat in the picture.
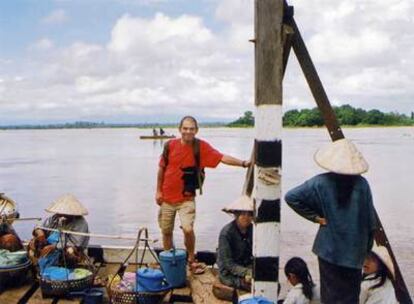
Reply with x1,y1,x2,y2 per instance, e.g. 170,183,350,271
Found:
284,139,378,304
0,194,24,252
360,245,398,303
28,194,89,267
216,195,253,293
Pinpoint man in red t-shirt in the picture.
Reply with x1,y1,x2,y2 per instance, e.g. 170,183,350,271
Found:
155,116,250,274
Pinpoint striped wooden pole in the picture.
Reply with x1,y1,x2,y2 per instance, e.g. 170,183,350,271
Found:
253,0,284,301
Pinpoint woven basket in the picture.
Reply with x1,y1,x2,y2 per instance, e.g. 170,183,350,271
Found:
0,259,32,287
40,269,94,297
109,286,168,304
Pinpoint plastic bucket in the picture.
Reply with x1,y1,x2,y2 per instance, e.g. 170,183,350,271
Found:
159,249,187,288
136,268,170,292
70,288,104,304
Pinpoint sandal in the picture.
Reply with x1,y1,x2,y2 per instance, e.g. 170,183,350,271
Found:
188,260,207,275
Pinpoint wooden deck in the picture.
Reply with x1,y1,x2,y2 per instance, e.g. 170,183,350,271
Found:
0,264,233,303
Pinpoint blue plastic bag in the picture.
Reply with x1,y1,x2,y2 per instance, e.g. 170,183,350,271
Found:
38,249,60,273
47,231,60,244
239,296,274,304
42,266,71,281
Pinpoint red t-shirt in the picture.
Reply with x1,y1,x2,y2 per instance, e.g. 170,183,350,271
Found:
159,138,223,204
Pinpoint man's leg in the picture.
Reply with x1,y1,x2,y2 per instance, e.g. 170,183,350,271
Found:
177,200,196,262
158,202,176,250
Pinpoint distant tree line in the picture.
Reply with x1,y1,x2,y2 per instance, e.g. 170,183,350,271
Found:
229,106,414,127
227,111,254,127
0,121,227,130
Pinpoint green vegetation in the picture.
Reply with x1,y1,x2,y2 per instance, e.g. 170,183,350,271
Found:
2,106,413,130
227,111,254,127
0,121,227,130
228,105,414,127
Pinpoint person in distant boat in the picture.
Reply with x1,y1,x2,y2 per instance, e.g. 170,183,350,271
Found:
285,139,378,303
282,257,321,304
153,128,158,137
360,245,398,304
28,194,89,267
155,115,250,274
216,195,253,290
160,128,165,136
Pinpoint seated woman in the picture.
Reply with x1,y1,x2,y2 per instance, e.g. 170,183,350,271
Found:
360,245,398,304
283,257,321,304
28,194,89,267
216,195,253,291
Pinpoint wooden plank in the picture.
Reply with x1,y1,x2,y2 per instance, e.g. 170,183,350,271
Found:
0,282,35,303
88,245,158,264
189,268,231,304
287,14,412,304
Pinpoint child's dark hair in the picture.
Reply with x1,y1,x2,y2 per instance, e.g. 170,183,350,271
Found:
179,116,198,130
285,257,315,300
363,252,392,290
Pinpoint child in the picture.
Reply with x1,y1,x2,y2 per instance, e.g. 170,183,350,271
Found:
360,245,398,303
283,257,320,304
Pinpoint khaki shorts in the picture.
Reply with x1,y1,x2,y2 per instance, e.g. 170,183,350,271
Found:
158,200,196,234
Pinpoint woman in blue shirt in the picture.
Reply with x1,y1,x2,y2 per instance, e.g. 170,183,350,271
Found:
285,139,377,303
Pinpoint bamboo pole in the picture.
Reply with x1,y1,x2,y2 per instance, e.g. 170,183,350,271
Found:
252,0,284,301
37,226,158,243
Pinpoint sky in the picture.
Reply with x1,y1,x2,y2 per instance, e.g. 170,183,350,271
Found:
0,0,413,124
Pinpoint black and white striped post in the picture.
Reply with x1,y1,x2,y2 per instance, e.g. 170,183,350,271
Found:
252,0,284,301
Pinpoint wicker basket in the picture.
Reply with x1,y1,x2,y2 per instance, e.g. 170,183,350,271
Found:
109,286,168,304
40,270,94,297
0,259,32,288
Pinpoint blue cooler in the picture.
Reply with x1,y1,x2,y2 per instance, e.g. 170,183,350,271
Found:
136,268,171,292
159,249,187,287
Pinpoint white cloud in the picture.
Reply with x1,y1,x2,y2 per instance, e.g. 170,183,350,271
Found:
31,38,54,50
41,9,68,25
1,0,414,123
308,28,392,63
108,13,214,55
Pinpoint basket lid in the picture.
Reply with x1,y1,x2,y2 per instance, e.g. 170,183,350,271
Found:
137,268,164,279
159,249,187,261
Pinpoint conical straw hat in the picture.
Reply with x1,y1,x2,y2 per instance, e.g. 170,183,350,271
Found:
314,138,368,175
222,195,253,214
372,244,395,279
45,194,88,216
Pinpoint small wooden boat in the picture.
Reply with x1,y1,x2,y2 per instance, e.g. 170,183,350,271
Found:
139,135,175,140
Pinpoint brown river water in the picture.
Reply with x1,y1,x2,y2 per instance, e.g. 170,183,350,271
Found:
0,127,413,295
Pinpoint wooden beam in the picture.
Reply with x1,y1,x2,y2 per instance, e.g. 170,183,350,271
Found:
288,18,344,141
253,0,284,301
243,25,294,198
288,16,412,303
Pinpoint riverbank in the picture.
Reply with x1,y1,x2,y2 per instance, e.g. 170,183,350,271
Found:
1,123,413,130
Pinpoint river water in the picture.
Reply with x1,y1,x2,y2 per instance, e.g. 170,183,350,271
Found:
0,127,413,294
